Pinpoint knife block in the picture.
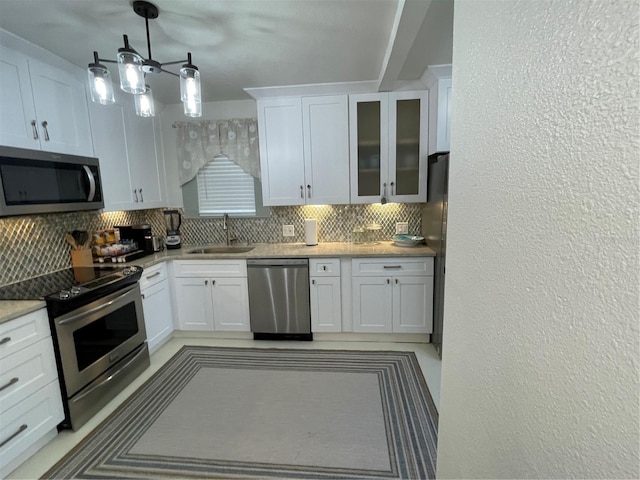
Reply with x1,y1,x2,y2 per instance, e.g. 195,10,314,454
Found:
70,249,93,267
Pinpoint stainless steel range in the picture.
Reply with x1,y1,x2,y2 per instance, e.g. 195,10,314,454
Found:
0,266,150,430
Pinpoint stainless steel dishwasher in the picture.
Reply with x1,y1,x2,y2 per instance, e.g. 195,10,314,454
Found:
247,258,312,340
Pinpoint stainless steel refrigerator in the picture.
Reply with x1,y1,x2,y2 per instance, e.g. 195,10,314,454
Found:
422,152,449,358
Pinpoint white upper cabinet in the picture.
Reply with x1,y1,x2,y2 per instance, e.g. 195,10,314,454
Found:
349,90,428,204
0,45,94,156
257,95,350,206
89,90,166,211
302,95,350,205
257,97,306,206
424,65,452,155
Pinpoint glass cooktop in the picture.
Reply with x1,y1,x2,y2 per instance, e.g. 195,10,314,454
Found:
0,266,141,301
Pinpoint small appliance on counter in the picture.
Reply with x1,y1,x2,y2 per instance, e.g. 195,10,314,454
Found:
93,224,155,263
164,210,182,249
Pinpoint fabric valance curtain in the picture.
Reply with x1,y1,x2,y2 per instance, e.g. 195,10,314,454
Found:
175,118,260,186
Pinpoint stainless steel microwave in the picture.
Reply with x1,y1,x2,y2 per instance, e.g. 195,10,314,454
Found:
0,146,104,217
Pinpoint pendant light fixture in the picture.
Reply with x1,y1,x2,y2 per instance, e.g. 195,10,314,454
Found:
87,1,202,117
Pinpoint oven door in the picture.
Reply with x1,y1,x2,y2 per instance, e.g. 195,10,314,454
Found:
53,283,146,397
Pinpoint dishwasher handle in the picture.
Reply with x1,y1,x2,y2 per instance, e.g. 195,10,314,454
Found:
247,258,309,267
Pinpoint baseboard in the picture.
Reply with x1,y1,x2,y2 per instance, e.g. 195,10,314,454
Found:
171,330,429,344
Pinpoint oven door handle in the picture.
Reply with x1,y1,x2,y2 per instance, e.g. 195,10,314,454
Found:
70,344,147,404
58,297,119,325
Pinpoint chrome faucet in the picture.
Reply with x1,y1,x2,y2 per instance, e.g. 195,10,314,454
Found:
222,213,237,246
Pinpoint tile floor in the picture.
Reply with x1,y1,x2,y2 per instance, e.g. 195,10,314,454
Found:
7,336,441,480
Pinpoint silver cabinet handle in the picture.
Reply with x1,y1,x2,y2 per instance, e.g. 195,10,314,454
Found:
383,265,402,269
322,266,327,271
83,165,96,201
212,280,216,286
300,185,304,198
0,336,11,345
395,278,398,284
31,120,39,139
386,278,390,284
0,424,27,448
0,377,18,392
141,293,145,299
139,188,143,202
41,121,50,141
133,189,139,202
390,181,395,196
205,280,208,285
146,272,161,280
312,279,316,285
307,185,311,198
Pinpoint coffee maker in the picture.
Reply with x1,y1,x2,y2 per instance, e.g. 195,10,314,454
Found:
164,210,182,249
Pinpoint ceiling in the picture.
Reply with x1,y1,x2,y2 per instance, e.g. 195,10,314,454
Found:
0,0,453,104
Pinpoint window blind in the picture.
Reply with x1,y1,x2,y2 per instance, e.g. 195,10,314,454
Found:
196,156,256,215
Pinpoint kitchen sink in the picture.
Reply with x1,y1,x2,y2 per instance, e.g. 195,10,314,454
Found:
187,246,255,254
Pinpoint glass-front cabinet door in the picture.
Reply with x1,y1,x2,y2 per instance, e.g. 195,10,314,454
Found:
349,91,427,204
388,91,428,203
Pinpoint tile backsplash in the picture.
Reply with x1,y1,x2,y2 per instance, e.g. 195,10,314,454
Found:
0,204,421,286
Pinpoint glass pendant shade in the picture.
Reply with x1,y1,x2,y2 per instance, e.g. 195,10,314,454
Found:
117,50,145,94
135,85,155,117
87,64,115,105
180,65,202,117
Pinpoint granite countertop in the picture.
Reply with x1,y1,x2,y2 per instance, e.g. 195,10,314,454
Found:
1,241,435,324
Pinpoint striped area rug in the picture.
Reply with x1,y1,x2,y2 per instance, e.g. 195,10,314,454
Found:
43,346,438,479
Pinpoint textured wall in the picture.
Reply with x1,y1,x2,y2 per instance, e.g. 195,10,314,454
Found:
0,203,420,286
437,1,639,478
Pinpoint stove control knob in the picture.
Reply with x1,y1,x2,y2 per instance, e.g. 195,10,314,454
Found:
123,266,138,275
59,290,70,299
70,286,82,296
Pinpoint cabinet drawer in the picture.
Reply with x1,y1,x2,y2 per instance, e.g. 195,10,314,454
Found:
139,262,167,290
0,381,64,469
352,257,433,277
174,260,247,278
0,338,58,413
0,309,50,360
309,258,341,277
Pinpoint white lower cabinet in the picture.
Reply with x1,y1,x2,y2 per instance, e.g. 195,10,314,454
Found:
139,263,174,354
173,260,250,332
0,309,64,478
352,257,434,334
309,258,342,332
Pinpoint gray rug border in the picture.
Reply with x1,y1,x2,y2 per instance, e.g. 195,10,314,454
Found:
42,345,438,480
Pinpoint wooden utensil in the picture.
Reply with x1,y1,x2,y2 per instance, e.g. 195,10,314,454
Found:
65,232,78,250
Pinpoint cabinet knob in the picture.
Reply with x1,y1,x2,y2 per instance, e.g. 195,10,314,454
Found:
30,120,39,140
41,121,50,141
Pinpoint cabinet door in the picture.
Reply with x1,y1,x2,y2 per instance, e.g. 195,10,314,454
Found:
123,105,165,208
0,47,39,149
310,276,342,332
174,277,214,330
388,91,428,202
392,276,433,333
437,78,452,153
302,95,350,204
28,59,94,156
349,93,389,204
211,277,250,331
257,98,305,206
352,277,392,333
88,95,135,211
141,279,174,353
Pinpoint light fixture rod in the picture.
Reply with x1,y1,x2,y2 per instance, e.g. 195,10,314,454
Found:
145,15,152,60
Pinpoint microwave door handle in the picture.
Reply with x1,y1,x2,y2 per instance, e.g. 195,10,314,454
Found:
82,165,96,201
